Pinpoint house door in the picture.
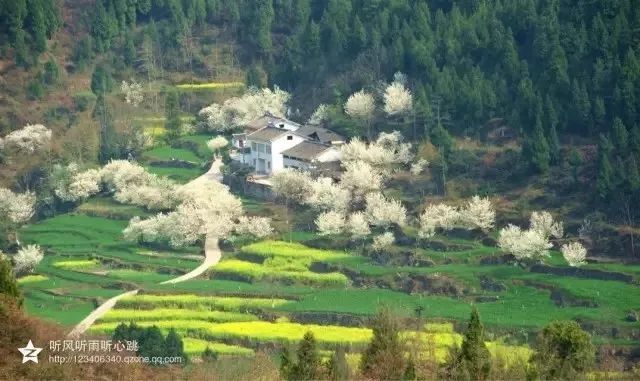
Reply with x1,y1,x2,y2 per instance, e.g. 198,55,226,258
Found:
257,158,266,174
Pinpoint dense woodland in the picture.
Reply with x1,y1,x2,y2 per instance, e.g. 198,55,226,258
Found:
1,1,640,212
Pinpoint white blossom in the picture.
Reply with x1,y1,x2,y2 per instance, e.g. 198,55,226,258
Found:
121,80,144,107
498,224,552,261
0,188,36,224
371,232,395,252
459,196,495,231
347,211,370,239
562,242,587,267
410,159,429,175
207,136,229,153
308,104,329,125
344,90,375,121
364,193,407,228
235,216,273,238
530,211,564,239
383,81,413,115
65,169,102,201
101,160,151,192
340,161,383,197
341,132,413,175
315,210,346,235
199,87,290,132
13,244,43,275
271,169,313,204
418,203,460,239
114,175,180,210
2,124,52,153
306,177,350,212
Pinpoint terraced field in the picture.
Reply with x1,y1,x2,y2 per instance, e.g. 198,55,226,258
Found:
18,132,640,359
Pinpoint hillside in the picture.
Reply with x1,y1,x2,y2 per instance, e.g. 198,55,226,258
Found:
0,1,639,380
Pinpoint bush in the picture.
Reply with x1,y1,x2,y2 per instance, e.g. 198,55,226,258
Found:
73,91,97,111
27,78,45,100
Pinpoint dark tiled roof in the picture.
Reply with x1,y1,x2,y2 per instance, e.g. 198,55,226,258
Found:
244,113,302,132
281,141,333,161
247,126,292,141
296,125,345,143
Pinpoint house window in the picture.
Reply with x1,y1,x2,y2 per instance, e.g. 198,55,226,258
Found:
287,135,293,140
266,145,271,154
267,161,271,169
251,142,257,151
253,159,256,166
258,144,265,153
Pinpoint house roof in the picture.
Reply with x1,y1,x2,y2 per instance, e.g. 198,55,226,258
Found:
281,141,334,161
247,126,294,142
296,125,345,143
244,113,301,132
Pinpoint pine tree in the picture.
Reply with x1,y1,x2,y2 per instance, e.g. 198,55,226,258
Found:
93,94,117,163
627,156,640,194
360,307,406,381
459,307,491,381
597,135,614,199
164,90,181,142
43,59,59,85
91,65,112,95
279,346,293,380
612,118,629,155
289,331,321,381
547,123,561,165
568,147,583,185
630,125,640,157
0,255,22,305
164,328,186,360
528,114,551,173
139,326,166,358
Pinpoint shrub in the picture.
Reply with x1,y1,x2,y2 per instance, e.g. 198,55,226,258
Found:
73,91,97,111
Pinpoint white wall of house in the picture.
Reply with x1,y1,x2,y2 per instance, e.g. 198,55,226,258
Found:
283,147,341,171
248,133,305,174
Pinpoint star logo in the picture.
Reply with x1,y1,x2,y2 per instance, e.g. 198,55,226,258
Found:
18,340,42,364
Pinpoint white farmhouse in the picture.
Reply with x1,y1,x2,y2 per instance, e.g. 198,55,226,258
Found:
282,141,341,171
246,126,306,174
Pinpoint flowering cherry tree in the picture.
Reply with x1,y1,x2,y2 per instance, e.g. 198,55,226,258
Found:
364,192,407,228
383,81,413,116
207,136,229,158
498,224,552,261
459,196,495,231
199,87,290,132
306,177,350,213
418,203,460,239
13,244,44,275
561,242,587,267
530,211,564,239
371,232,395,252
315,210,346,236
121,80,144,107
308,104,329,125
2,124,52,154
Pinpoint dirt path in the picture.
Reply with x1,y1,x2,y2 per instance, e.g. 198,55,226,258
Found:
67,289,139,338
67,159,223,337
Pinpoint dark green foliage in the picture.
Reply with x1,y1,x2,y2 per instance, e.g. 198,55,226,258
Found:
612,118,629,155
164,328,186,359
525,115,551,173
459,308,491,381
567,147,583,185
360,307,406,381
0,255,22,305
72,36,93,71
73,91,97,112
246,64,267,88
43,59,59,85
530,321,595,380
90,65,112,95
596,135,614,199
93,94,117,163
164,90,181,142
111,322,188,365
0,0,60,62
27,76,45,100
282,331,321,381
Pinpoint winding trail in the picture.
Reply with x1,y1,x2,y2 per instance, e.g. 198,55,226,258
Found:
67,159,223,337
